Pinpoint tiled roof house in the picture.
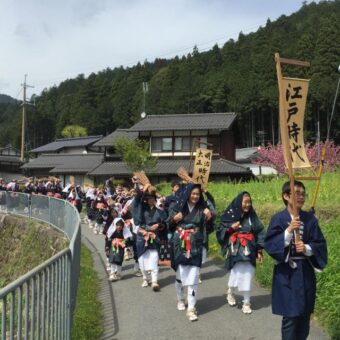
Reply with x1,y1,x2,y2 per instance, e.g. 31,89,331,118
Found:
22,113,253,185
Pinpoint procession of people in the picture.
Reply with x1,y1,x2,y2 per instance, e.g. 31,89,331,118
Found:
0,173,328,339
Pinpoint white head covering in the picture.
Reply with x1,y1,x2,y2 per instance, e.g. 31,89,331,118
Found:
86,187,96,199
107,217,132,239
68,190,79,200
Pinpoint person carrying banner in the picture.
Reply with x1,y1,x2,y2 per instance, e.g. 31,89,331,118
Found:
265,180,327,340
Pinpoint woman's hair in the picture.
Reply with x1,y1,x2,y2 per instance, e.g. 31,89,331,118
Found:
190,184,202,195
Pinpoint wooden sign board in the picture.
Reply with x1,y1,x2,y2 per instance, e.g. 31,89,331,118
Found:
192,148,212,191
280,77,311,169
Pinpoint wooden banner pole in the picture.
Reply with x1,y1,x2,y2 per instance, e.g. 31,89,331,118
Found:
310,146,326,213
275,53,300,242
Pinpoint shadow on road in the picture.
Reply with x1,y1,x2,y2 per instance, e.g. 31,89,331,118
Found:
198,295,227,315
201,267,226,281
250,293,272,310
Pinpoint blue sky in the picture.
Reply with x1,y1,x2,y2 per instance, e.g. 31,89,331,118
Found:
0,0,319,98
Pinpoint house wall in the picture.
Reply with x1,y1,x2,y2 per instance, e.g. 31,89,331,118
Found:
0,147,20,156
220,130,235,161
60,147,87,154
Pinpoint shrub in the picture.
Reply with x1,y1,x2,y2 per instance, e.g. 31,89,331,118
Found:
254,141,340,174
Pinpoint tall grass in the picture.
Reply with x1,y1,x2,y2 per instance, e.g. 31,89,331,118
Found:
71,245,103,340
157,170,340,339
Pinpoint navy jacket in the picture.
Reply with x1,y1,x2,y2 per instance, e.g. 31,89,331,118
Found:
265,209,327,317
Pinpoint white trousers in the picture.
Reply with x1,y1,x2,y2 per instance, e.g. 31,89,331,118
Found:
175,265,199,310
110,263,122,275
138,249,159,283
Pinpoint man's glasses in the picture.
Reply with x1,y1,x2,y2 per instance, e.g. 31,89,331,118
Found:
294,191,308,198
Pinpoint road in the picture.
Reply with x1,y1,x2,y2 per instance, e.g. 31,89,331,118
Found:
81,221,329,340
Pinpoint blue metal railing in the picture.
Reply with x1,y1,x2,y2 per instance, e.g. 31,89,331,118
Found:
0,192,81,340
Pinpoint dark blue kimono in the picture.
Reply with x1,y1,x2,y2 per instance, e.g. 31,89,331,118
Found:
216,191,265,271
108,229,125,266
168,183,205,271
133,189,167,258
265,209,327,317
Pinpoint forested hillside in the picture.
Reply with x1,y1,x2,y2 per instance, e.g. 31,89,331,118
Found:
0,0,339,150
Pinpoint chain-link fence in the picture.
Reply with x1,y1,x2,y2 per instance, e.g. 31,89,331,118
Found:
0,192,81,340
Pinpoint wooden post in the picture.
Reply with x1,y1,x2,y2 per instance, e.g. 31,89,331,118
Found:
310,147,326,213
275,53,300,241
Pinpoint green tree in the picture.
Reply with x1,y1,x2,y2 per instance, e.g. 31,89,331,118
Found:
61,125,87,138
113,137,158,171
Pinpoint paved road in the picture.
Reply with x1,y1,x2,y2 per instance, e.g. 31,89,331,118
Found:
81,222,329,340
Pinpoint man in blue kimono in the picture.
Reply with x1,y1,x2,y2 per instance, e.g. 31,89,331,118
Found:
265,180,327,340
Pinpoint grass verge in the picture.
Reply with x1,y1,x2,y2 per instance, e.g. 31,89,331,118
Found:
71,244,103,340
0,214,68,288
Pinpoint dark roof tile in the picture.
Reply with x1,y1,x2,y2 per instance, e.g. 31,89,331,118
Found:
89,158,250,176
93,129,139,147
129,113,236,132
0,155,22,164
22,153,104,173
31,135,103,153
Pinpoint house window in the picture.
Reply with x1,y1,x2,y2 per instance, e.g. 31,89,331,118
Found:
183,137,191,151
193,137,207,149
162,138,172,151
174,137,191,151
175,137,182,151
151,137,173,152
151,137,162,152
199,137,207,148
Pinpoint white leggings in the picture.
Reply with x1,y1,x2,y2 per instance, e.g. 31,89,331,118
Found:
175,279,198,310
110,264,122,275
229,287,251,304
142,269,158,283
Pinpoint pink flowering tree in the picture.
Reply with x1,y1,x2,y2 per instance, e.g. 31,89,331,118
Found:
253,141,340,174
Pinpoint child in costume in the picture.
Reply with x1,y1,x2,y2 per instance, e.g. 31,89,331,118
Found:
216,191,265,314
93,191,108,234
106,217,132,281
85,187,97,228
133,183,167,291
103,206,120,272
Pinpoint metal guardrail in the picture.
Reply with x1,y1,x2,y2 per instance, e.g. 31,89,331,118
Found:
0,191,81,340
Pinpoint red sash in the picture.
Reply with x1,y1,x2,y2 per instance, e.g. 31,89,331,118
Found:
112,238,125,253
230,233,254,247
177,227,195,251
139,228,156,247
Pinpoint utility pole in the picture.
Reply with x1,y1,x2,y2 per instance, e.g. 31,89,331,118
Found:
21,74,34,161
142,82,148,117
